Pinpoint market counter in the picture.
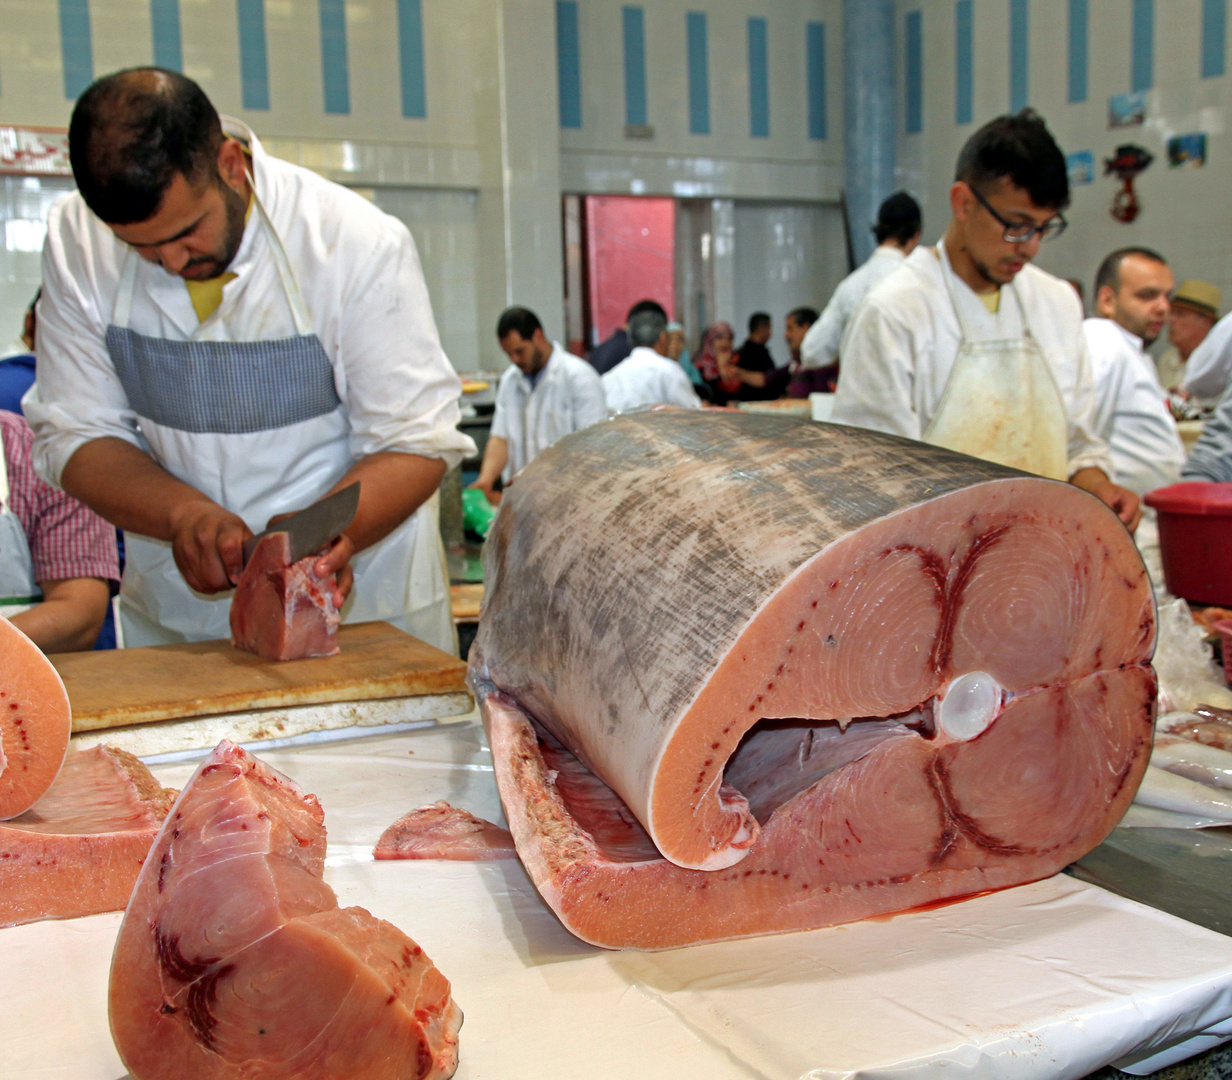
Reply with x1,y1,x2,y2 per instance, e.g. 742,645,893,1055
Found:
4,719,1232,1080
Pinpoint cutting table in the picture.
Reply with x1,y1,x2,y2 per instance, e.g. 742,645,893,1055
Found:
3,718,1232,1080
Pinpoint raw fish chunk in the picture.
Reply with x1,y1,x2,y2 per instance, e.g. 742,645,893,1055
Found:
375,801,516,861
0,745,175,927
470,412,1156,948
0,617,71,819
109,740,462,1080
230,533,339,661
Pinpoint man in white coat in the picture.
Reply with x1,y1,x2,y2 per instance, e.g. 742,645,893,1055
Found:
833,110,1139,531
602,311,702,414
799,191,921,377
25,69,474,652
1083,248,1185,496
470,306,606,501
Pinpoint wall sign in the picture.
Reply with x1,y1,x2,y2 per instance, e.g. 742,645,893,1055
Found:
0,127,71,177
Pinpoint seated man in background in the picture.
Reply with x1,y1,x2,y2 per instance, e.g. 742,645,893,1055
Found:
588,299,668,375
722,312,789,401
602,310,702,413
0,290,39,415
1156,280,1220,394
1184,377,1232,481
470,306,606,503
1,409,119,651
782,306,830,397
1083,248,1185,496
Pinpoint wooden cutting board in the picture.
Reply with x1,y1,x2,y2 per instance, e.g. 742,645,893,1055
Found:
50,621,469,733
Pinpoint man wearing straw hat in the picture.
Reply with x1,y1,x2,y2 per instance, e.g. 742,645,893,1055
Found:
1157,279,1221,394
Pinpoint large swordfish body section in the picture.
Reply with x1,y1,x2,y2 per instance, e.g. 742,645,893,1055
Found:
470,412,1155,947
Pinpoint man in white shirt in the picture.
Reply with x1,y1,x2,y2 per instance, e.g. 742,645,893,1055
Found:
602,311,702,414
799,191,921,375
470,306,606,501
1156,279,1220,393
1083,248,1186,495
24,68,473,651
833,109,1139,531
1179,288,1232,400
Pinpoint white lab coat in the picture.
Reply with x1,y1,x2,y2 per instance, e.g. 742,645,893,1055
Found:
490,345,607,482
800,245,907,369
1182,310,1232,399
831,245,1112,478
26,119,475,651
1083,318,1185,496
601,347,702,413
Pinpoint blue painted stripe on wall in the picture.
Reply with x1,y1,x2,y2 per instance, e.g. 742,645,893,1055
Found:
623,7,647,126
556,2,582,128
237,0,270,110
319,0,350,114
807,21,828,140
1068,0,1088,102
955,0,973,125
687,12,710,135
151,0,183,72
1010,0,1028,111
748,16,769,138
1203,0,1227,78
1132,0,1154,91
58,0,94,100
397,0,427,118
905,11,922,134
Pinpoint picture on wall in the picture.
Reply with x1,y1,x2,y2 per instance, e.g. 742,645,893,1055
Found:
1066,151,1095,185
1167,133,1207,168
1108,91,1147,129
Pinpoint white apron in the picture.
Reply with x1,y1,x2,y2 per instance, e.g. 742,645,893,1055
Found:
107,186,455,654
0,429,41,618
923,243,1069,480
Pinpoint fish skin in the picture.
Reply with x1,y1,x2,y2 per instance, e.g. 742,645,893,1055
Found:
1134,764,1232,820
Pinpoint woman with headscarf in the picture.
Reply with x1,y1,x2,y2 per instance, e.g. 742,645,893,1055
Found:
694,322,740,405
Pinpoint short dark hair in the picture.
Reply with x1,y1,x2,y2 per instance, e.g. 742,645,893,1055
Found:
1094,247,1168,296
955,109,1070,212
748,311,771,333
629,310,668,347
787,306,819,328
874,192,922,245
69,68,224,225
627,299,668,323
497,306,543,341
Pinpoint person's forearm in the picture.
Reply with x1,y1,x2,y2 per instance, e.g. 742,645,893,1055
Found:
474,437,509,490
325,451,447,554
11,578,111,653
61,437,221,539
739,368,767,388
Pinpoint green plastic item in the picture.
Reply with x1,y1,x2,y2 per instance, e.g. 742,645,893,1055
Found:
461,487,498,539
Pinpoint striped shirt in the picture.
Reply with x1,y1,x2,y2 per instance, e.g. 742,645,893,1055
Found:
0,410,119,585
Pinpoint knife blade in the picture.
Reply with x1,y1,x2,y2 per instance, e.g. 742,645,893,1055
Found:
241,482,361,567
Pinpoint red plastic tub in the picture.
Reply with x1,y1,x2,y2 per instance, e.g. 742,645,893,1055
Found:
1144,482,1232,605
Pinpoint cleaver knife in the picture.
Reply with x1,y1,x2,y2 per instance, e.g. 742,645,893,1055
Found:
241,482,361,567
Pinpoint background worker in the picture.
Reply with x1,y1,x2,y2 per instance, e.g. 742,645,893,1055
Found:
721,312,790,401
25,69,473,653
470,306,606,503
800,191,922,380
0,290,39,415
1083,248,1185,496
833,110,1139,531
588,299,668,375
1157,280,1220,394
602,311,702,412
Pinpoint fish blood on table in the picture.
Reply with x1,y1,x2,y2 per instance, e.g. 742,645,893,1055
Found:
109,741,462,1080
230,533,340,661
470,411,1157,949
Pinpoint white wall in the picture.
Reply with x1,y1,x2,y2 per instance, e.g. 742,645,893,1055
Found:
897,0,1232,313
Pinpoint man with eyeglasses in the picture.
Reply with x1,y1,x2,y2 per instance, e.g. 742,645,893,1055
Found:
833,110,1139,531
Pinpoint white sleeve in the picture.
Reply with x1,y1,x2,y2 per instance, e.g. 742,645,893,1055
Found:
1184,313,1232,398
799,287,847,369
489,372,515,441
1065,328,1115,478
337,219,476,467
829,298,921,438
569,363,609,429
25,199,143,489
666,365,703,409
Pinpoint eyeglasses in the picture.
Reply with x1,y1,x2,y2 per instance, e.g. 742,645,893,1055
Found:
969,185,1067,243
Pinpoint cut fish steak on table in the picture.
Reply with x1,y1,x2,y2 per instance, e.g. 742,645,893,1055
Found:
230,532,340,661
109,740,461,1080
470,411,1157,949
375,801,517,861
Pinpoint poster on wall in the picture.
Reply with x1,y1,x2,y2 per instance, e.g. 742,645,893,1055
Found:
1108,91,1147,129
0,127,71,176
1167,133,1207,168
1066,151,1095,185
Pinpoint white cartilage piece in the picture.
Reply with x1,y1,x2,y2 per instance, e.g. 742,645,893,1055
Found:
938,671,1003,741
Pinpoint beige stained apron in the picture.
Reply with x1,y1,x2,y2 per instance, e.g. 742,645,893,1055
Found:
923,243,1069,480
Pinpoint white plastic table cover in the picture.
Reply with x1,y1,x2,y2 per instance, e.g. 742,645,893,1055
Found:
4,717,1232,1080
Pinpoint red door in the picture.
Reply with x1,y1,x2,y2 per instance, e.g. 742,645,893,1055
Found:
584,195,675,344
